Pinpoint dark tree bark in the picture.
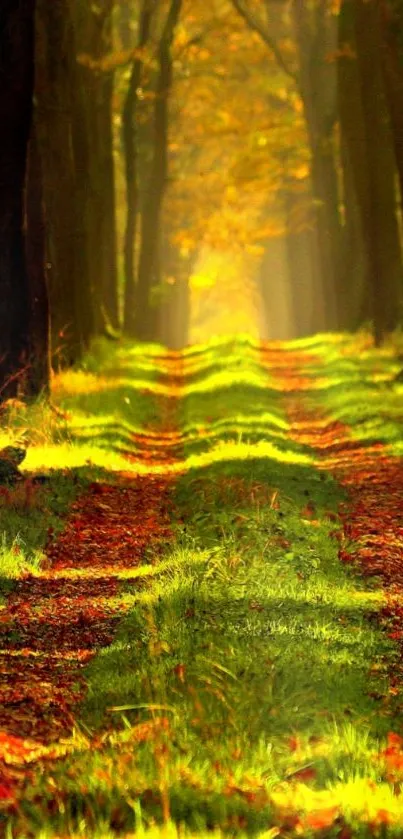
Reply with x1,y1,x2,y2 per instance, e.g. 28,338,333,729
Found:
379,0,403,217
134,0,183,341
25,116,50,396
291,0,341,332
74,0,119,332
119,0,133,49
0,1,35,398
69,46,95,351
338,134,370,329
338,0,403,342
123,0,156,336
35,0,94,367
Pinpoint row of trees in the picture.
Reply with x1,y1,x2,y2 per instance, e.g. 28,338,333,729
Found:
231,0,403,342
1,0,185,399
1,0,403,399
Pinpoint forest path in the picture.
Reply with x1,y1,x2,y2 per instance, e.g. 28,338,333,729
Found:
264,343,403,701
2,334,403,837
0,350,184,811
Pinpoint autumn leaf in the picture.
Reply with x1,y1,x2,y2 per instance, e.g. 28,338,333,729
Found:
301,501,316,518
0,780,14,800
287,735,301,752
304,805,339,829
371,809,395,826
173,663,186,683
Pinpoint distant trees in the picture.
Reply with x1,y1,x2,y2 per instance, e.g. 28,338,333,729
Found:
134,0,183,341
3,0,403,401
122,0,156,337
121,0,183,343
231,0,341,332
231,0,403,342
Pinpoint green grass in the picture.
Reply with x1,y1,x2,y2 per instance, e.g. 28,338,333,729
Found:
0,472,86,605
7,331,403,838
0,337,166,610
287,331,403,452
0,532,44,579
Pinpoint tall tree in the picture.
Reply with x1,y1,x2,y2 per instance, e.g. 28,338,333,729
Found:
35,0,94,367
0,1,35,398
134,0,183,341
230,0,341,331
379,0,403,217
290,0,340,330
123,0,156,336
74,0,119,332
338,0,403,342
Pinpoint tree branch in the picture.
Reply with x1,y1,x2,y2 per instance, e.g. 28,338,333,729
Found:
230,0,298,82
175,25,213,58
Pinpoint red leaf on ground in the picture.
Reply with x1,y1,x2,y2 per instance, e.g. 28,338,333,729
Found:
288,735,301,752
0,780,14,800
173,663,186,683
305,806,339,829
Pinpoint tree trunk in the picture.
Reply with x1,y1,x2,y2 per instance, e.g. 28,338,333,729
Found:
69,27,95,350
357,0,403,340
25,115,50,396
291,0,341,331
337,2,370,330
230,0,341,331
119,0,133,49
158,232,191,348
0,1,34,398
338,135,370,329
134,0,183,341
283,184,323,337
338,0,403,342
123,0,155,336
379,0,403,217
74,1,119,332
35,0,94,367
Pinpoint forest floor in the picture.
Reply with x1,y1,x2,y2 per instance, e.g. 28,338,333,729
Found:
1,333,403,838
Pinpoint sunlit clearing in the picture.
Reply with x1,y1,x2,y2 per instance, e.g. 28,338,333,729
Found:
189,249,265,343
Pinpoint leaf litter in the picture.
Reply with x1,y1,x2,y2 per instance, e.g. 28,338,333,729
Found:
0,356,183,813
1,340,403,836
261,341,403,833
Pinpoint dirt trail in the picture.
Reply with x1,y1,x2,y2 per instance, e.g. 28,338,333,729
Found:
2,342,402,823
0,354,183,804
262,345,403,706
